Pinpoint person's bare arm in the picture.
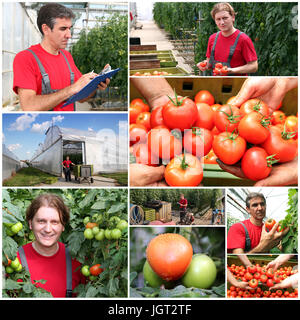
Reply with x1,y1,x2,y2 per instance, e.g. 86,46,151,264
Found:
228,60,258,75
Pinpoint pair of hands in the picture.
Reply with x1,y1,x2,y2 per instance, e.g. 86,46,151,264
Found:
130,78,298,187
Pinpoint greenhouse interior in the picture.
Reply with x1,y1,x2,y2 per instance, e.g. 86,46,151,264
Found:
2,2,128,111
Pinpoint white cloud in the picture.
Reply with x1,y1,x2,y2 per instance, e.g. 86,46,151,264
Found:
8,114,38,131
88,127,94,132
8,143,22,151
31,115,64,133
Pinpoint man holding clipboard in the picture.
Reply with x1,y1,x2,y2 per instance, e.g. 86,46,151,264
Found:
13,3,110,111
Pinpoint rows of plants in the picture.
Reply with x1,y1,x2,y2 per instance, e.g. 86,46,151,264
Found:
152,2,298,76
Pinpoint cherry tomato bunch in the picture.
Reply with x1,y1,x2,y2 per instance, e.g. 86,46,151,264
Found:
227,263,298,298
130,90,298,186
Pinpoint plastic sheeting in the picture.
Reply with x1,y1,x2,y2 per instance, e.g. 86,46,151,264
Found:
2,144,22,180
31,125,127,175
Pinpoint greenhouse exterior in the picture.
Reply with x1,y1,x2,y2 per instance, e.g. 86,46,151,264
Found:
30,125,127,176
2,144,23,181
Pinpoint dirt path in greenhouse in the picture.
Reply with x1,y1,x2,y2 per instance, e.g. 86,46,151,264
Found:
170,208,225,226
130,20,193,73
37,174,118,187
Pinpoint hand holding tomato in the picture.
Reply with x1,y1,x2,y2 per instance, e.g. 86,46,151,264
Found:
129,163,165,186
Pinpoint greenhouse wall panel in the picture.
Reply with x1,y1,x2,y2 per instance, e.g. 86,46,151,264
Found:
2,155,21,181
31,139,63,176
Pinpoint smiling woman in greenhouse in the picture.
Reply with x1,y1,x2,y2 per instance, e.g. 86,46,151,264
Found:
13,3,110,111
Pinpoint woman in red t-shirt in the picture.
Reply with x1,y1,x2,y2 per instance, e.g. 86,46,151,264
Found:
197,2,258,76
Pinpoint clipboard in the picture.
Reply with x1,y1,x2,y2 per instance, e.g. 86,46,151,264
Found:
63,68,120,107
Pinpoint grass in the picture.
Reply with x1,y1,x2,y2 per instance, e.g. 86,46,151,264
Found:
98,172,128,186
3,167,58,186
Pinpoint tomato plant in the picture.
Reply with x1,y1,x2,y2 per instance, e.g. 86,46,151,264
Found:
2,188,128,298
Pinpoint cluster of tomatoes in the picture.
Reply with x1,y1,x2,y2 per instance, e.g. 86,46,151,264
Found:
4,221,23,236
144,233,217,289
4,256,23,275
227,263,298,298
130,89,298,185
81,263,104,280
197,61,229,76
83,214,127,241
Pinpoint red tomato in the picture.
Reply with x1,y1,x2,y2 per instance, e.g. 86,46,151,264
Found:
261,126,298,163
276,223,288,233
266,279,274,287
212,131,246,165
241,147,275,181
150,106,165,128
183,127,213,158
260,274,268,283
136,111,151,131
214,104,242,133
132,143,159,167
247,265,257,274
238,112,270,144
194,90,215,106
285,115,298,139
129,124,148,146
245,272,253,281
129,104,143,124
164,153,203,186
220,66,228,76
89,264,103,276
211,104,222,112
147,126,182,161
265,219,276,232
130,98,149,112
203,149,218,164
215,62,223,69
240,99,270,117
227,96,237,105
248,278,258,288
194,102,215,130
271,110,286,125
199,61,207,68
162,96,198,131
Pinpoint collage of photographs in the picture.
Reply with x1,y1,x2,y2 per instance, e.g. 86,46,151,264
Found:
1,0,299,303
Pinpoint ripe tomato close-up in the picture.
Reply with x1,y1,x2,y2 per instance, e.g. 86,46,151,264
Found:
285,115,298,138
241,147,274,181
136,111,151,131
213,131,246,165
238,112,270,144
240,98,270,117
265,219,276,232
132,143,159,167
89,264,103,276
129,123,148,146
147,126,182,161
164,153,203,187
146,233,193,281
162,96,198,131
214,104,242,133
150,106,166,128
194,90,215,106
183,127,213,158
194,102,215,130
261,125,298,163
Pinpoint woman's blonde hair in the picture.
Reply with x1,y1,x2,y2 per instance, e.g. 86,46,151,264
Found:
211,2,236,20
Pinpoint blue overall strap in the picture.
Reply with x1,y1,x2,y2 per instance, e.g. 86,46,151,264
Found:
18,246,30,274
238,222,251,252
65,246,73,297
227,31,244,64
60,50,75,85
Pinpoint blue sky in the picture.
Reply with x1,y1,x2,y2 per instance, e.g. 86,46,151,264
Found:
2,113,128,160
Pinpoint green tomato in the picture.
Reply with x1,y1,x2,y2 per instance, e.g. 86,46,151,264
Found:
10,258,20,270
15,264,23,272
83,216,90,225
95,229,105,241
11,222,23,234
6,227,15,237
81,265,90,277
5,266,14,274
143,260,174,289
181,254,217,289
104,229,112,240
110,216,121,223
84,228,94,240
116,220,128,231
89,275,97,281
92,226,100,235
92,213,99,221
111,228,122,239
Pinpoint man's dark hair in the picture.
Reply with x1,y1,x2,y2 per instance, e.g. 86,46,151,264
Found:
245,192,266,208
37,3,75,35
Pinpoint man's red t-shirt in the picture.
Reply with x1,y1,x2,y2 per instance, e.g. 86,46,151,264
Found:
227,219,262,253
13,44,82,111
17,242,84,298
179,198,188,208
62,160,73,168
206,29,257,69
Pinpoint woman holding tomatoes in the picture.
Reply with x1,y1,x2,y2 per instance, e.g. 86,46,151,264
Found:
197,2,258,76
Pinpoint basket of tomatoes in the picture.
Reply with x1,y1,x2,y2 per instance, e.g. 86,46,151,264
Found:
130,78,298,186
